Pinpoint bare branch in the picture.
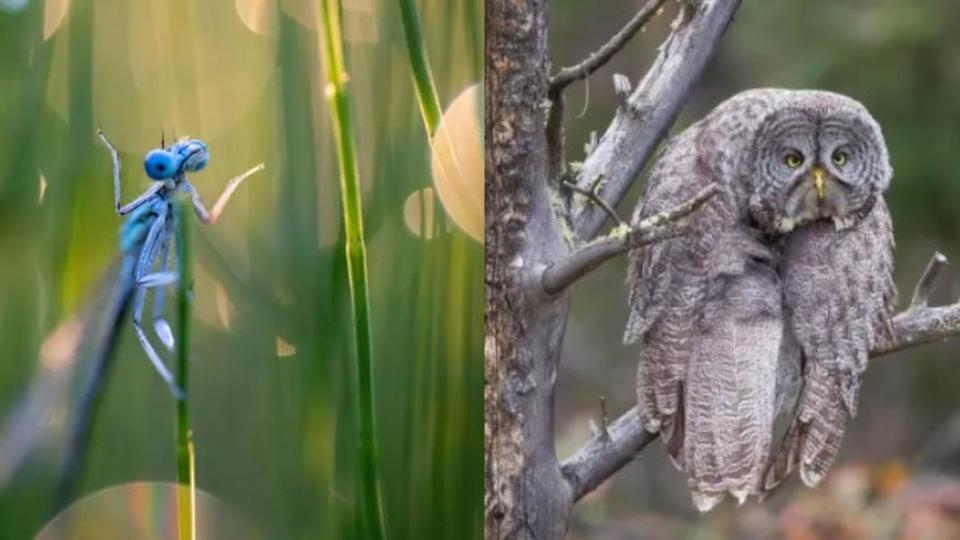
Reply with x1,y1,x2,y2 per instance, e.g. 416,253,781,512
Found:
561,407,656,502
545,0,667,184
563,179,625,227
542,230,662,295
910,252,948,310
572,0,742,241
542,185,717,295
562,250,960,501
873,303,960,357
596,395,611,441
548,0,668,94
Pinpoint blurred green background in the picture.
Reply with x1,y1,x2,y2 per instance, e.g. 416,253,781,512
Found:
0,0,482,538
550,1,960,538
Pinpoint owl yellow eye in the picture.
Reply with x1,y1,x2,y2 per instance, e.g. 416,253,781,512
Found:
832,151,848,166
784,153,802,168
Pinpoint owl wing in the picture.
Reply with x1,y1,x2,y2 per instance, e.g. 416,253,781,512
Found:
625,131,785,510
624,129,719,437
624,129,718,344
764,198,896,491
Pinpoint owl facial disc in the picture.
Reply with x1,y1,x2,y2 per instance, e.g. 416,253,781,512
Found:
747,95,890,234
780,162,852,231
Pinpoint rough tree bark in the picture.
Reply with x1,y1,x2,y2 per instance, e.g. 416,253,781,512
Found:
485,1,960,539
485,1,573,537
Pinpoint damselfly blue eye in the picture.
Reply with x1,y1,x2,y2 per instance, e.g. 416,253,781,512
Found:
143,150,182,180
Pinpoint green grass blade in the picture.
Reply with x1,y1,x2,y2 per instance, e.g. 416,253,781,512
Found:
397,0,443,135
174,195,196,540
316,1,387,538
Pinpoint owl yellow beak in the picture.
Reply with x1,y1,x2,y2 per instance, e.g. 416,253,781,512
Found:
811,166,826,201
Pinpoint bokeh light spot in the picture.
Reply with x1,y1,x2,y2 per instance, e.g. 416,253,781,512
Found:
43,0,69,40
403,187,438,239
276,337,296,358
430,84,483,243
38,173,48,204
36,482,264,540
39,317,82,372
279,0,378,42
0,0,29,14
46,0,277,151
279,0,316,29
235,0,276,36
215,282,233,330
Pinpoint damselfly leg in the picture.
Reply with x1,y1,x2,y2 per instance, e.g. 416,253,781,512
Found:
185,162,265,224
95,128,263,399
97,129,163,215
149,232,175,351
129,203,183,398
97,130,179,396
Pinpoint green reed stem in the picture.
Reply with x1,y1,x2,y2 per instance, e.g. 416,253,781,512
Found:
316,2,387,538
397,0,443,135
174,195,196,540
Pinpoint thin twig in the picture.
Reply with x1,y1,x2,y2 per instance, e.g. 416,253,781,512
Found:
572,0,742,241
599,395,610,442
542,185,717,294
632,184,719,230
561,251,960,502
562,179,624,227
549,0,668,94
545,0,667,180
910,252,948,310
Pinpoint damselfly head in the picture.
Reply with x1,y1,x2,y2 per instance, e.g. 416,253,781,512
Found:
143,149,183,181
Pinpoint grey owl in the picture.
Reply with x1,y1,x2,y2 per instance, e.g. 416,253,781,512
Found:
623,89,896,511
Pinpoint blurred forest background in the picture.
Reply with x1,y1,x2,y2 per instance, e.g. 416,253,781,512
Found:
0,0,482,538
550,1,960,538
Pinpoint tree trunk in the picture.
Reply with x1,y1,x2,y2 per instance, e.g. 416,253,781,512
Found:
484,1,573,538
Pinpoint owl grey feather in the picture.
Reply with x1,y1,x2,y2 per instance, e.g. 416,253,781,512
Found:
624,89,895,510
764,197,896,491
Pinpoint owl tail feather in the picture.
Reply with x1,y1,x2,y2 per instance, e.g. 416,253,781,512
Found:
682,378,773,512
762,418,805,495
666,387,748,513
662,382,686,470
763,405,848,494
797,412,846,487
690,486,757,512
691,491,727,513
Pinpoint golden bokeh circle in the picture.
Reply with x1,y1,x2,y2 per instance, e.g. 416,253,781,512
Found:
403,187,439,240
430,84,483,243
